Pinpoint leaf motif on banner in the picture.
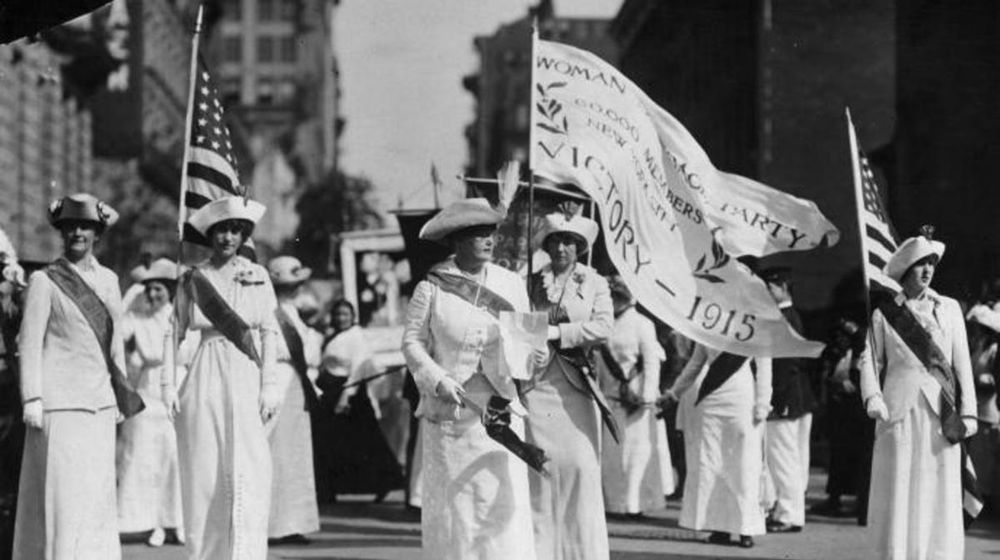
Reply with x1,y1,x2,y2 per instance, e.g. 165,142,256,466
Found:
535,81,570,135
692,235,730,284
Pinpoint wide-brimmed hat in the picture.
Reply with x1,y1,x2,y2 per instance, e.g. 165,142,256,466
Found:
188,196,266,236
540,212,599,254
268,255,312,286
139,258,181,284
884,226,945,282
48,193,119,229
418,198,504,242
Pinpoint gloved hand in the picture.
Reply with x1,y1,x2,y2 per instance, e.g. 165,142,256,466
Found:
865,395,889,421
259,383,282,423
531,345,549,368
435,377,466,406
752,403,771,424
162,384,180,420
547,326,561,341
23,399,43,429
963,417,979,438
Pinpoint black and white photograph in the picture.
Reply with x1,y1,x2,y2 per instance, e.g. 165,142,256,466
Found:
0,0,998,558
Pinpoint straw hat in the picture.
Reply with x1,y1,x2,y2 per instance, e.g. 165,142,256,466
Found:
48,193,119,229
884,226,945,282
267,255,312,286
139,258,181,284
188,196,266,236
540,212,599,254
418,198,504,242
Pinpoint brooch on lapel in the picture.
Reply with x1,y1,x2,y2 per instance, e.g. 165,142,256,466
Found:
234,268,266,286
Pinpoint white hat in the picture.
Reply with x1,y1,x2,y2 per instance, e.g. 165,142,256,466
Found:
139,258,181,283
267,255,312,286
48,193,119,229
884,226,945,282
418,198,504,242
540,212,599,253
188,196,266,236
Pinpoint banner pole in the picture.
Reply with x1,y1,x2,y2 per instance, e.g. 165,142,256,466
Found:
525,18,539,287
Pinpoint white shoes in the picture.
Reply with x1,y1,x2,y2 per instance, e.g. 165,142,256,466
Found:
147,528,166,547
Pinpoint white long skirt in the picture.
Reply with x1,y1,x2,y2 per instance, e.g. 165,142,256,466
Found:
867,396,964,560
763,413,812,526
117,381,183,532
679,368,766,536
176,334,272,560
14,408,121,560
601,402,674,514
420,374,535,560
266,369,320,538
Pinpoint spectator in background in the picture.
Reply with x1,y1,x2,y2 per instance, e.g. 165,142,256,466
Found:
658,325,694,501
267,256,321,544
117,259,187,547
965,281,1000,515
810,319,870,519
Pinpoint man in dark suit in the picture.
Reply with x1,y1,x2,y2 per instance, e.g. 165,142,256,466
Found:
761,267,817,533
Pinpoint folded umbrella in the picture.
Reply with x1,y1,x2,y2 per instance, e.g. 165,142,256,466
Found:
461,394,550,476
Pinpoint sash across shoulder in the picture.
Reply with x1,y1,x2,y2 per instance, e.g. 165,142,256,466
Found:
185,268,263,368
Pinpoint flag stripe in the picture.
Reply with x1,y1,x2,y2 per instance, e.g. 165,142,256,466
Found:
189,146,238,187
865,225,896,254
187,161,237,196
184,188,213,210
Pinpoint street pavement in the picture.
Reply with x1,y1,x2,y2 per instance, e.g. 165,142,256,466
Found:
124,472,1000,560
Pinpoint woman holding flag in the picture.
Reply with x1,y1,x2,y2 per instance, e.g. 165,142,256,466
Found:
523,210,614,560
162,195,283,560
858,227,977,560
401,198,543,560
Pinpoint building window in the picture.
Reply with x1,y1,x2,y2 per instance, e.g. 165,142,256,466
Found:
278,36,296,63
258,0,275,21
223,36,242,63
221,76,241,105
256,78,274,105
223,0,242,20
257,36,274,63
279,0,297,21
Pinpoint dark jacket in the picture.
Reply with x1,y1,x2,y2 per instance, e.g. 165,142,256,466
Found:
768,305,818,420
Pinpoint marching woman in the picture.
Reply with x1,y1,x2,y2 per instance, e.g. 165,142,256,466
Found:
14,193,144,560
162,196,283,560
117,258,186,547
599,275,673,517
266,256,321,543
661,345,772,548
858,227,977,559
524,210,614,560
401,198,541,560
318,299,404,502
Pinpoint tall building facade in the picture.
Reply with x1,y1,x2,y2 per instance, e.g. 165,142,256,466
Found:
209,0,343,252
0,34,94,260
611,0,896,311
464,1,619,180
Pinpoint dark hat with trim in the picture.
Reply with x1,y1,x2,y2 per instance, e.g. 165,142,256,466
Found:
48,193,119,229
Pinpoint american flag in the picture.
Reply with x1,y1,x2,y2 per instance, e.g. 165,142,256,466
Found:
847,112,899,294
180,57,243,243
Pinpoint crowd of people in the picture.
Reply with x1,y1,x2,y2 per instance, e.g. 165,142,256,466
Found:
2,191,998,560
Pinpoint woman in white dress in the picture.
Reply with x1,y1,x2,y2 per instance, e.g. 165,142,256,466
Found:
858,227,977,560
162,196,282,560
117,258,185,547
599,275,673,517
523,211,613,560
401,198,541,560
662,345,772,548
266,256,320,543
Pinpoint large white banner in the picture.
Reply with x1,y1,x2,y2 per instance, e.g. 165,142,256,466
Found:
530,38,825,358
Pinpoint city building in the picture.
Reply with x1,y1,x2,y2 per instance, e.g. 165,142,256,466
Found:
208,0,343,252
610,0,896,312
464,0,619,182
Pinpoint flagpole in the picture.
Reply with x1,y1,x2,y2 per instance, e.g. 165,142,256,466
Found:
846,107,872,324
171,4,204,391
526,18,539,288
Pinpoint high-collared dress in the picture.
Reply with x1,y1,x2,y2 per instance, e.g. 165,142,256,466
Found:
14,255,125,560
763,303,817,527
524,262,613,560
171,256,280,560
402,257,537,560
599,306,673,514
859,289,976,560
672,345,772,536
116,303,185,534
266,300,320,538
